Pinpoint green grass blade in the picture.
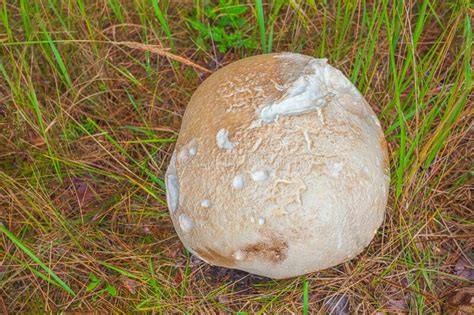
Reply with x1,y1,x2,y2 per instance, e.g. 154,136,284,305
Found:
19,0,32,39
0,1,13,40
384,0,406,199
303,279,309,314
27,87,62,181
0,223,76,296
266,0,284,53
108,0,125,23
255,0,267,53
40,25,73,89
151,0,175,52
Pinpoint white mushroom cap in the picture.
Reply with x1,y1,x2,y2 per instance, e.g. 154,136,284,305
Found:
165,53,390,279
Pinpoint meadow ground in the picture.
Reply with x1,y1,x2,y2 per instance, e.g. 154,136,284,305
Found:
0,0,472,313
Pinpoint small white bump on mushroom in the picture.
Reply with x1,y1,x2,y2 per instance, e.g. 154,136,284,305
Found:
250,217,255,223
216,128,236,150
189,146,197,156
179,214,193,233
251,169,270,182
165,152,180,213
177,139,198,162
166,174,179,213
329,162,344,177
200,199,211,208
232,174,245,189
233,249,246,261
371,115,381,127
362,165,370,176
258,217,265,225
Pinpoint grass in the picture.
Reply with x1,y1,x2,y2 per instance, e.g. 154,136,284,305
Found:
0,0,472,313
255,0,267,52
0,223,75,297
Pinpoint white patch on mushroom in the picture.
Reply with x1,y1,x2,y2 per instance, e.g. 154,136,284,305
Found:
260,92,335,122
165,151,179,213
200,199,211,208
232,174,245,189
362,165,370,176
216,128,236,150
189,146,197,156
179,214,193,233
233,249,246,261
166,175,179,213
258,217,265,225
251,169,269,182
256,57,357,125
329,162,344,177
303,130,312,151
258,60,344,123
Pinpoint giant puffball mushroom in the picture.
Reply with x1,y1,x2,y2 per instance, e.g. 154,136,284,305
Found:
165,53,390,279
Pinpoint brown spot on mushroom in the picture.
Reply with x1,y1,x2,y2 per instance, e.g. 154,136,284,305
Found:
194,247,235,267
378,133,390,171
242,238,288,263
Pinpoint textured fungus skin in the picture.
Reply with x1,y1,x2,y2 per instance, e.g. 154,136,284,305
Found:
165,53,390,279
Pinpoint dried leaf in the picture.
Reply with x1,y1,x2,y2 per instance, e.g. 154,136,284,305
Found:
386,297,408,313
163,242,183,259
454,257,474,281
71,177,95,207
446,287,474,314
217,294,229,304
385,282,409,314
120,276,141,295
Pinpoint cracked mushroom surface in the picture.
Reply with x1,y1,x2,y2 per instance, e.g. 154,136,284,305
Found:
165,53,390,279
